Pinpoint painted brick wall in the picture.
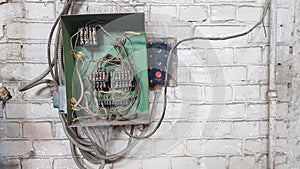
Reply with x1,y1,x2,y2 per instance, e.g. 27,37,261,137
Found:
0,0,298,168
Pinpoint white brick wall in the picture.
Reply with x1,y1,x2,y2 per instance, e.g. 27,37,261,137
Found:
0,0,297,168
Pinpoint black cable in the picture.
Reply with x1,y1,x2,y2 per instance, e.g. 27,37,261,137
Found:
18,0,271,168
124,0,270,139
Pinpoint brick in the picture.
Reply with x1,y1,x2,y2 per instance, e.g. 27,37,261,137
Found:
0,158,21,169
248,26,269,44
187,104,216,121
223,67,247,83
128,139,154,156
276,103,288,119
6,103,58,119
22,43,48,61
0,3,23,17
22,84,54,101
106,139,128,154
25,2,55,20
171,122,202,139
277,8,293,27
174,85,203,101
143,157,170,169
235,47,263,64
154,102,187,120
229,156,265,169
232,122,262,138
243,139,267,154
112,158,141,169
276,45,292,63
206,48,234,65
276,84,290,102
190,67,247,84
87,3,118,13
189,104,235,117
23,122,53,139
276,164,289,169
21,159,52,169
210,5,235,22
234,85,260,101
82,160,112,169
260,85,268,101
147,0,194,3
248,66,268,83
0,141,33,157
7,22,52,39
0,63,49,81
147,25,191,41
33,140,70,156
188,104,242,122
0,43,22,60
276,121,288,138
194,25,248,38
154,139,185,155
205,86,233,102
177,48,206,66
150,121,173,138
277,26,292,43
221,104,245,120
276,155,287,165
53,158,78,169
204,122,232,138
276,62,292,84
0,2,25,37
26,0,55,2
259,121,268,136
0,122,20,138
245,104,268,120
171,157,199,169
178,5,208,22
198,157,227,169
54,122,67,139
70,2,88,14
237,6,264,22
177,67,190,83
186,139,242,155
150,5,177,21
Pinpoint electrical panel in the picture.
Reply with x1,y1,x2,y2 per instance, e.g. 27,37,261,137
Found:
61,14,149,126
147,38,177,89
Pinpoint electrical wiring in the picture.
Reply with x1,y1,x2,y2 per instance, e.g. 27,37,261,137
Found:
124,0,271,139
18,0,73,92
70,26,141,122
17,0,271,168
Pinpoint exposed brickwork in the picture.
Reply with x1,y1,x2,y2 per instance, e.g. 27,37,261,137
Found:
0,0,297,168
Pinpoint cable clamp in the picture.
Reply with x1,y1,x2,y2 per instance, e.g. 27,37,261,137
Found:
53,86,67,113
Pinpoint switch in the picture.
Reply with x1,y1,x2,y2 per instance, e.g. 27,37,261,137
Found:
155,71,162,78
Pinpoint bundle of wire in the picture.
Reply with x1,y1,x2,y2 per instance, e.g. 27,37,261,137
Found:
17,0,271,168
69,24,141,122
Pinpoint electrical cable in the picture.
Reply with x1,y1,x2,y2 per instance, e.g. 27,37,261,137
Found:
123,0,270,139
18,0,271,168
18,0,73,92
124,90,161,138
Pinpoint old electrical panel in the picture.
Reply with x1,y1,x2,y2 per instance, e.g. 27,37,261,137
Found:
61,13,149,126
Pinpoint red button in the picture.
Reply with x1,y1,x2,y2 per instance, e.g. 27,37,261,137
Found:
155,71,162,78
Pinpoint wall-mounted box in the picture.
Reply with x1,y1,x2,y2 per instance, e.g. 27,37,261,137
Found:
61,13,150,127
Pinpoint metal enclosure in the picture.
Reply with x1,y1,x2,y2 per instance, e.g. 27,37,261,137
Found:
61,13,149,126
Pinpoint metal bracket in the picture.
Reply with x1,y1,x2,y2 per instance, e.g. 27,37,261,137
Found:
53,86,67,113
